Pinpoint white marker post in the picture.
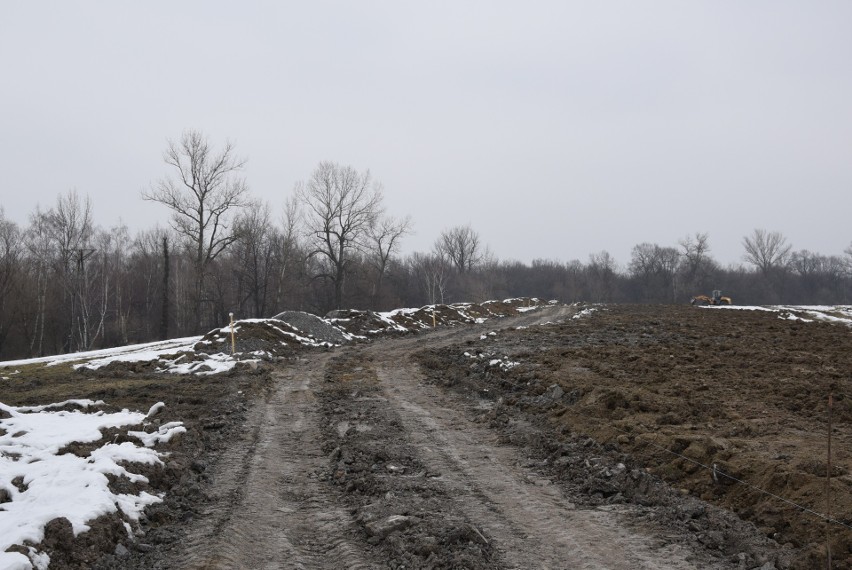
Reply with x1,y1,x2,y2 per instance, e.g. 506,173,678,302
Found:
229,312,235,355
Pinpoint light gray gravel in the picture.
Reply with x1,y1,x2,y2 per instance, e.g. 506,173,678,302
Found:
272,311,351,345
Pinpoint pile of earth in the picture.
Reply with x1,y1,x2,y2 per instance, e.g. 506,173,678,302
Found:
191,298,553,359
193,317,345,356
328,298,551,336
271,311,354,344
69,298,550,379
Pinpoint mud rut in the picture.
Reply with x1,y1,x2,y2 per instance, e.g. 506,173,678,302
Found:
176,307,734,569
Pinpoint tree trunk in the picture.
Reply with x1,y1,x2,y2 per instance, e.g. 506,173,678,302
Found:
160,237,170,340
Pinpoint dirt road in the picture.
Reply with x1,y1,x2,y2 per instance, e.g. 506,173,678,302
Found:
168,306,781,569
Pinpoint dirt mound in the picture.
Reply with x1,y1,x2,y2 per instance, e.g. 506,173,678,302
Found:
328,298,550,336
70,299,551,378
326,309,409,336
194,318,339,356
195,298,548,360
271,311,353,344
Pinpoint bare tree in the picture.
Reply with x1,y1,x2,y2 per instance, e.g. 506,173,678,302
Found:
410,252,450,305
48,190,96,351
143,129,248,329
50,189,95,269
629,242,681,302
587,250,617,302
271,196,308,311
789,249,824,278
95,222,132,347
742,229,792,274
678,232,719,293
232,199,277,317
435,225,483,273
129,226,170,339
679,233,710,277
161,235,170,340
22,207,54,356
0,208,22,354
295,161,384,309
0,208,20,298
368,215,411,307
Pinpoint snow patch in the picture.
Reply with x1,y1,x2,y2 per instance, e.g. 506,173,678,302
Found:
0,401,182,569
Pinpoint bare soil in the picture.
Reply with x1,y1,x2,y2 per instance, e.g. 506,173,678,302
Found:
7,303,850,568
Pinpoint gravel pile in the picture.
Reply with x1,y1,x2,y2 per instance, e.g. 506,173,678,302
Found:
271,311,351,345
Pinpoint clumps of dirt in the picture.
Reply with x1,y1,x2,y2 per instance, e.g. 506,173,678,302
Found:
328,298,551,337
2,359,273,570
85,392,266,570
475,398,789,568
414,303,852,568
3,514,130,570
315,352,499,569
325,309,410,336
10,475,28,493
384,298,549,331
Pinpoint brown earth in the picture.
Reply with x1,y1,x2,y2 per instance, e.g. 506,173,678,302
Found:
5,303,850,568
416,304,852,569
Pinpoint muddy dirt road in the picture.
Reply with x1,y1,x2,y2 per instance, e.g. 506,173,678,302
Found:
11,303,827,568
158,305,785,569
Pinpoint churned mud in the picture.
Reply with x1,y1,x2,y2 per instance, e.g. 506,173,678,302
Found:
9,303,850,568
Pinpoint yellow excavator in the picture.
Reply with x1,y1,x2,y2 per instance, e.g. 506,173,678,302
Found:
691,290,732,306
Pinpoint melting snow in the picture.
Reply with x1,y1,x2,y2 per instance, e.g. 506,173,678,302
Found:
0,400,182,569
0,337,202,370
572,307,598,319
707,305,852,326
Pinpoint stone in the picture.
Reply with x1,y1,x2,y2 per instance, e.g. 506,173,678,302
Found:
364,515,416,539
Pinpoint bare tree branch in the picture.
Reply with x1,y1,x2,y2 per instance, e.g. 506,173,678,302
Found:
742,229,791,274
142,129,248,329
434,225,483,273
295,161,385,309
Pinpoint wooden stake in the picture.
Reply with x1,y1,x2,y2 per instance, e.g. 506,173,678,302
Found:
229,312,236,355
827,393,833,570
432,305,436,328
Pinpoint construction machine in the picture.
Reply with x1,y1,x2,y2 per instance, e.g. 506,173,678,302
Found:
691,290,732,306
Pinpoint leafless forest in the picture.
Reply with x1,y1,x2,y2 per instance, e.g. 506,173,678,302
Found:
1,130,850,361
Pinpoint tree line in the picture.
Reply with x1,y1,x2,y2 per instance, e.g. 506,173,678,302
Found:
1,130,850,360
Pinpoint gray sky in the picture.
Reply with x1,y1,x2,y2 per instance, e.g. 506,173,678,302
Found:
2,1,851,268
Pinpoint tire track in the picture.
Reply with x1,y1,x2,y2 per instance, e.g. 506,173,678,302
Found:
175,354,374,569
172,305,750,568
366,308,731,569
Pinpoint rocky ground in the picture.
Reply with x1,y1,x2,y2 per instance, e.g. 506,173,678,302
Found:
4,302,850,568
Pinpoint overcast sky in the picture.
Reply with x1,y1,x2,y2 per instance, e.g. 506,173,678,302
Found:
2,1,850,268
